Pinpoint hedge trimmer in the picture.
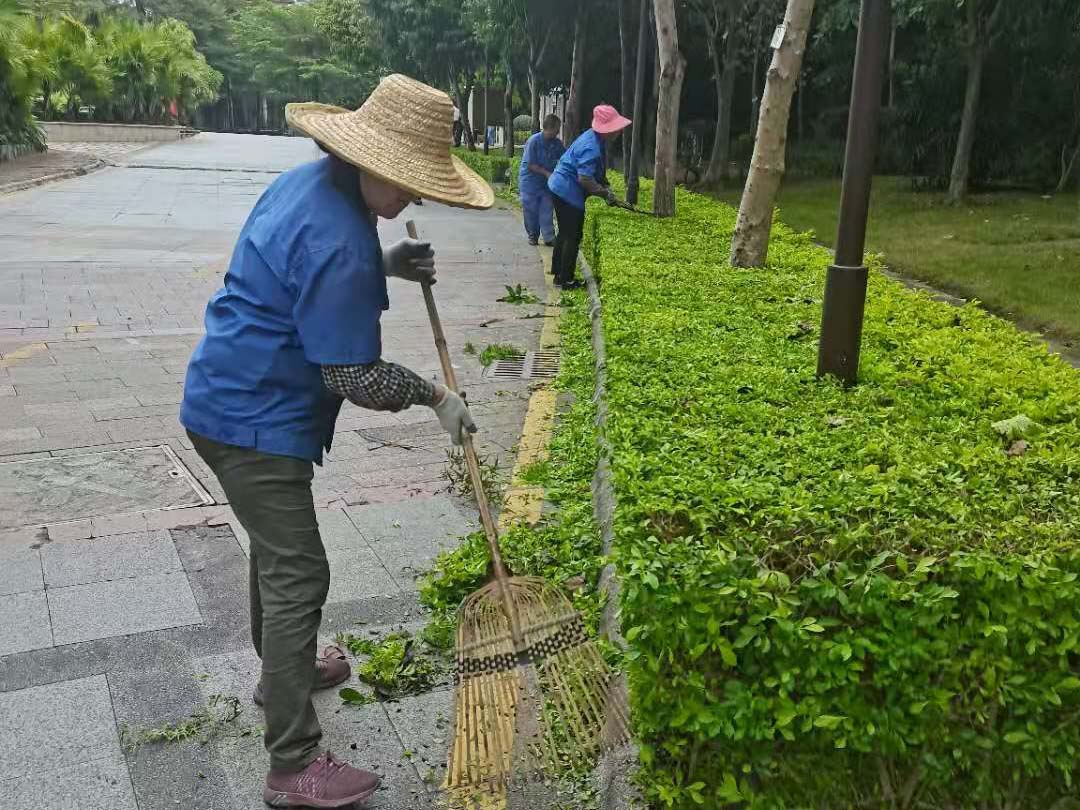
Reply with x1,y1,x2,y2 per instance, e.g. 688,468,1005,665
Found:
611,199,661,217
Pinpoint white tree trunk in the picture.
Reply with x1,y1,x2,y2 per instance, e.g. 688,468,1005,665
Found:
652,0,686,218
1057,138,1080,193
730,0,815,268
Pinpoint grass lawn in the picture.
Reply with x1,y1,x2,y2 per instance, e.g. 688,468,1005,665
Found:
710,177,1080,340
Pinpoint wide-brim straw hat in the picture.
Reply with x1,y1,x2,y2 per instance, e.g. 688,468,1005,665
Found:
285,74,493,210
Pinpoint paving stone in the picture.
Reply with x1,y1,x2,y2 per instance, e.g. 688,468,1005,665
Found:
0,426,42,441
1,755,138,810
344,496,475,588
90,511,150,536
48,572,202,645
0,590,52,655
0,447,210,530
42,529,182,588
44,518,93,541
194,644,434,810
383,688,455,793
0,675,132,803
0,545,42,595
326,543,401,604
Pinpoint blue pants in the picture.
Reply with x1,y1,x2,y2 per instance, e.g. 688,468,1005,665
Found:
521,187,555,243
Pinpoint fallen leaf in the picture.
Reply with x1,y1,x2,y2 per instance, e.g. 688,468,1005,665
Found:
1007,440,1029,457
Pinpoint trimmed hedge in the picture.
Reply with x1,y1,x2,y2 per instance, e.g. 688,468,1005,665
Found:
452,146,512,185
585,183,1080,808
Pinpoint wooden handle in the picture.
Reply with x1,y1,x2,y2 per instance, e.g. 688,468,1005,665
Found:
406,220,510,585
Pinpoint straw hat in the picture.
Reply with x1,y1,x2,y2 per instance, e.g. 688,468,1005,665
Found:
285,75,493,210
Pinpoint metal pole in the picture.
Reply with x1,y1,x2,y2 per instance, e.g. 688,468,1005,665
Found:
627,0,649,205
816,0,891,383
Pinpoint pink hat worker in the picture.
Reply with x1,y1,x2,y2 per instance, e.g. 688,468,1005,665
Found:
592,104,632,137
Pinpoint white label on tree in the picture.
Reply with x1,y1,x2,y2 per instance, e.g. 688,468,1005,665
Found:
771,23,788,49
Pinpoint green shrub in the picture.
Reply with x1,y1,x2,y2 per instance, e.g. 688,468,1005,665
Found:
584,181,1080,808
452,146,512,184
0,0,45,158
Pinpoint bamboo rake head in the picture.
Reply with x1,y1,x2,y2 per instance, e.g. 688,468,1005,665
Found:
446,576,631,795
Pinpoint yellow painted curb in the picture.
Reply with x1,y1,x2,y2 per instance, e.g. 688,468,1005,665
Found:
497,248,560,531
0,341,49,369
445,245,561,809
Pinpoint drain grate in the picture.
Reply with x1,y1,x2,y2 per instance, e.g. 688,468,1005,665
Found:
488,350,559,380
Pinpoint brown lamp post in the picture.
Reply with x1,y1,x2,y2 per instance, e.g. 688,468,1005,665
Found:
816,0,892,383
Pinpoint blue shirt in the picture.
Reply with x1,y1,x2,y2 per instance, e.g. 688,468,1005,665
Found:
181,157,387,463
547,129,606,210
518,132,565,196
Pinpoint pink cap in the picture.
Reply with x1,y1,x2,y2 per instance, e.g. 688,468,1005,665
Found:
592,104,632,134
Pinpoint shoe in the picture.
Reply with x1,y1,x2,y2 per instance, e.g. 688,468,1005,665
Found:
264,751,379,808
528,236,538,246
543,240,556,247
556,279,584,290
254,644,350,707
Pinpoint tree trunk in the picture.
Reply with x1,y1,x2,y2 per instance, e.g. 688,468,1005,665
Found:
452,70,476,150
483,51,490,155
563,6,588,145
627,0,650,202
704,13,739,185
730,0,816,268
644,5,659,176
887,19,896,108
504,61,516,157
529,71,540,134
618,0,635,175
1056,138,1080,193
948,39,986,202
527,23,552,133
652,0,685,217
751,11,762,135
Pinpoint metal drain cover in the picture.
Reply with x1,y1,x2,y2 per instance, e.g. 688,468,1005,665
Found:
0,445,213,530
487,350,559,380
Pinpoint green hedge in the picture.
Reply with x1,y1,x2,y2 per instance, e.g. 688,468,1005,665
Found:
585,183,1080,808
452,146,512,185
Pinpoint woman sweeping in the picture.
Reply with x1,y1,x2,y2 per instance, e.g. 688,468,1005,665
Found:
547,104,631,289
180,75,492,808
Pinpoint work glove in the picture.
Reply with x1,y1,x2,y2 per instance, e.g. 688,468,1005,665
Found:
432,385,477,445
384,238,436,284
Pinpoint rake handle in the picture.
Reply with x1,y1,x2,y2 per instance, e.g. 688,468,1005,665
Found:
406,220,510,584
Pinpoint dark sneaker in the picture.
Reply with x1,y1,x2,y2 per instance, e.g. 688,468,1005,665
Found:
264,752,379,808
557,279,584,290
542,240,556,247
527,236,538,246
254,645,350,707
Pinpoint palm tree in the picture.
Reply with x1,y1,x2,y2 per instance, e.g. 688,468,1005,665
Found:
95,16,220,124
21,13,112,119
0,0,46,156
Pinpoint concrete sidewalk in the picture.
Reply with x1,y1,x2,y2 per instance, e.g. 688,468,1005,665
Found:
0,133,550,809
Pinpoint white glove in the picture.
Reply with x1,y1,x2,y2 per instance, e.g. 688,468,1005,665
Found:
432,385,477,445
384,238,436,284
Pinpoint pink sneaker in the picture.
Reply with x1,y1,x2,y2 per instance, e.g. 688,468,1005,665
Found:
254,645,350,707
264,751,379,808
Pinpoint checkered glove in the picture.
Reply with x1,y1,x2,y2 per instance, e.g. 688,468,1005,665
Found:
384,238,436,284
432,385,477,445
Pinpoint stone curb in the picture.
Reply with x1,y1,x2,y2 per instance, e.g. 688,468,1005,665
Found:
579,249,644,810
0,158,106,195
